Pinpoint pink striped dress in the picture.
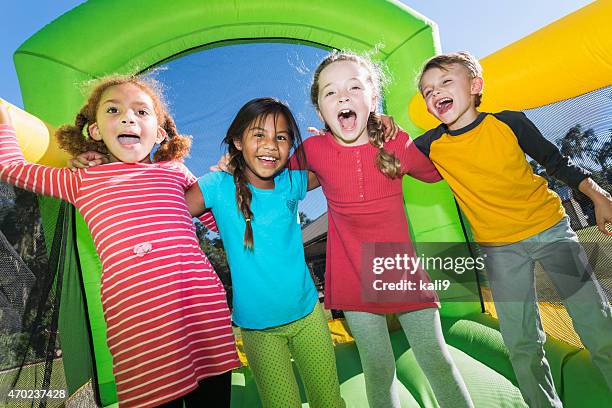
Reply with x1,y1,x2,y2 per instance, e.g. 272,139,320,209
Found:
0,124,239,407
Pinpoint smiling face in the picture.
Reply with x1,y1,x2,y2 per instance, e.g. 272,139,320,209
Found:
420,63,483,130
88,83,166,163
234,113,292,189
316,60,377,146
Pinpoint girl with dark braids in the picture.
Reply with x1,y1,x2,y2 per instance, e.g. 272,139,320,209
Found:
288,50,474,408
185,97,344,408
0,75,239,408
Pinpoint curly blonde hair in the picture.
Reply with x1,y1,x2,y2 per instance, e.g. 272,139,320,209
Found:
310,50,402,179
56,74,191,162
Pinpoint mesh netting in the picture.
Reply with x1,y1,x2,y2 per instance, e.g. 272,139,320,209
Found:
480,85,612,348
0,185,69,407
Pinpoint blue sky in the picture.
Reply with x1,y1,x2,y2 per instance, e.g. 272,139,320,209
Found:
0,0,597,219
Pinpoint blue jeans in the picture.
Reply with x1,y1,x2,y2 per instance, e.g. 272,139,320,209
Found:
480,217,612,408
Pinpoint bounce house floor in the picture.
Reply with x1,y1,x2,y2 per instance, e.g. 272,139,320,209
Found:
230,313,610,408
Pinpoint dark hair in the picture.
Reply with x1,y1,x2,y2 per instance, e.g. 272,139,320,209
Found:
418,51,484,107
56,74,191,162
310,50,402,178
224,97,305,249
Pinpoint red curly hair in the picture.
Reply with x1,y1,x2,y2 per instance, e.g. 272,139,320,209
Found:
56,74,191,162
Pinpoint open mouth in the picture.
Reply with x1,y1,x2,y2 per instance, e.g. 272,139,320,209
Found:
118,134,141,145
257,155,278,167
435,98,453,115
337,109,357,131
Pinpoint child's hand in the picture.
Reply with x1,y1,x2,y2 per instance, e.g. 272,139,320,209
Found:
0,99,12,125
307,126,326,136
579,178,612,235
380,114,400,142
593,194,612,235
210,153,230,173
68,151,109,172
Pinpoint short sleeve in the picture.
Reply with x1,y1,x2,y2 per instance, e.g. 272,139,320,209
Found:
170,161,198,186
291,169,308,201
198,171,225,210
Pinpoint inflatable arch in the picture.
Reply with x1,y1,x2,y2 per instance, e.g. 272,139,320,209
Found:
5,0,610,406
13,1,476,405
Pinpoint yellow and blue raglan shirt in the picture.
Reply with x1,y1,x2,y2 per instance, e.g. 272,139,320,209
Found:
414,111,591,244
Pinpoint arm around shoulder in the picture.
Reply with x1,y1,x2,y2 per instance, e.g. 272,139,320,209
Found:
185,182,206,217
307,170,320,191
396,131,442,183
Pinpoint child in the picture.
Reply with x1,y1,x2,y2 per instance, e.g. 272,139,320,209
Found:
0,76,240,408
184,97,345,408
416,51,612,407
293,51,474,408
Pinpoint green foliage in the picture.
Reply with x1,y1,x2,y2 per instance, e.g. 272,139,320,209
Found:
194,220,233,306
555,124,612,191
299,211,312,228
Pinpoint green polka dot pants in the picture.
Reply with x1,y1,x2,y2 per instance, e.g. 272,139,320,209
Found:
240,303,345,408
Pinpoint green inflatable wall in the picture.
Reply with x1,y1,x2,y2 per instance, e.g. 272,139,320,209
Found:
14,0,479,405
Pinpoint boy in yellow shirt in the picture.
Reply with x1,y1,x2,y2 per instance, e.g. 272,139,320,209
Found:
415,51,612,407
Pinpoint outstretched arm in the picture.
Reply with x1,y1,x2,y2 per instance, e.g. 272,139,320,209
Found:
0,101,11,126
0,102,79,202
498,111,611,234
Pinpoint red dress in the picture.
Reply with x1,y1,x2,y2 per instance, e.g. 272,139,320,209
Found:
0,125,239,407
292,131,442,313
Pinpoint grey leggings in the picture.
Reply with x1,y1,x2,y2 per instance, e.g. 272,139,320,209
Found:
344,308,473,408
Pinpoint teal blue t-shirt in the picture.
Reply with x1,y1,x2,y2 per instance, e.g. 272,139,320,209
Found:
198,169,318,330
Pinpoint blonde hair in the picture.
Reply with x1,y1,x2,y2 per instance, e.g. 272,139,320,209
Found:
56,74,191,162
310,50,402,179
418,51,483,107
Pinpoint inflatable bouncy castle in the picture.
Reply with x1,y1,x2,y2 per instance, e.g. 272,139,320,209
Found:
1,0,610,406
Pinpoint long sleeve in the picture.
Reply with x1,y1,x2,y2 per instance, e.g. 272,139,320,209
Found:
0,124,79,203
392,131,442,183
494,111,591,189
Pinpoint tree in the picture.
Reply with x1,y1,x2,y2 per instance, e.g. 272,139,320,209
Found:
556,124,597,170
193,220,232,306
299,211,313,228
591,133,612,187
529,160,562,191
553,123,612,225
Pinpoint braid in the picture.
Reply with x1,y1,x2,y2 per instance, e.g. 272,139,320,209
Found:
222,97,303,249
368,113,401,179
228,147,254,249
